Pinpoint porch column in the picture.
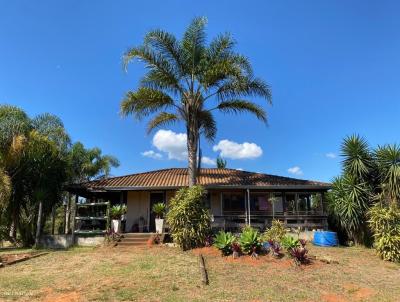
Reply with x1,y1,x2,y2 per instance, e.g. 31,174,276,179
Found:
247,189,251,226
244,190,248,225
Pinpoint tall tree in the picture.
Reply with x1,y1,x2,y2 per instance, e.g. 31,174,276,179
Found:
121,17,271,186
67,142,120,183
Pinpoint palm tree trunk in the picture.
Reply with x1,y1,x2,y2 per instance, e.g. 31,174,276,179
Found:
187,120,199,187
51,205,56,235
35,201,43,247
65,193,71,234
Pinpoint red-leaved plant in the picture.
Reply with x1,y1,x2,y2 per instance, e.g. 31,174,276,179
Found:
232,242,241,259
289,239,309,266
268,240,283,258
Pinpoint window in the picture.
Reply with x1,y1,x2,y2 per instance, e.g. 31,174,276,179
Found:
284,192,323,214
222,193,245,213
285,193,296,213
250,193,270,212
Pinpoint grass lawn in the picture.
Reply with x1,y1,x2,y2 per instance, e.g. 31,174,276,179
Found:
0,244,399,302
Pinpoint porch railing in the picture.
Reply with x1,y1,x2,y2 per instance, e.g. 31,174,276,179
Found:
211,212,328,232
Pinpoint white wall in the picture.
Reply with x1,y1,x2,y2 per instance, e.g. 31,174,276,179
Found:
125,191,150,232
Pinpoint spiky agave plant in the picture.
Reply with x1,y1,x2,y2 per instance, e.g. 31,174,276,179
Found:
214,230,236,256
120,17,272,186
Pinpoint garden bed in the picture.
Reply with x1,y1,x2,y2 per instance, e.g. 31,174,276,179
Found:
191,246,331,269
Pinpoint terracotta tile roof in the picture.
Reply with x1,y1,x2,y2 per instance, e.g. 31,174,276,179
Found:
77,168,331,191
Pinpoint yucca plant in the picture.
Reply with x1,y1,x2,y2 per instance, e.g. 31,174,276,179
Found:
110,205,127,220
374,144,400,206
327,175,371,244
152,202,166,219
239,226,262,257
214,231,236,256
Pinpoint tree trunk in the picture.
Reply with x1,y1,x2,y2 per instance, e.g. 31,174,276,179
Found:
187,122,199,187
35,201,43,247
9,208,18,243
65,193,71,234
51,205,56,235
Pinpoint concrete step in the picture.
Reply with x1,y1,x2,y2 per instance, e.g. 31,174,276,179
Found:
122,233,154,238
121,238,149,243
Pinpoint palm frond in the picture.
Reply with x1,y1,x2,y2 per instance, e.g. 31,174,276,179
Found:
327,174,371,241
198,110,217,142
144,29,184,74
120,87,175,119
123,46,183,93
215,99,267,123
208,33,235,58
147,112,179,134
181,16,208,74
374,144,400,202
215,76,272,104
341,134,373,181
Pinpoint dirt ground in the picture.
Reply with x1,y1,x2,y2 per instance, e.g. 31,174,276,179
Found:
0,245,399,302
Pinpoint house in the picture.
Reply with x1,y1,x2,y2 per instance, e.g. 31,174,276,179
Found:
67,168,331,235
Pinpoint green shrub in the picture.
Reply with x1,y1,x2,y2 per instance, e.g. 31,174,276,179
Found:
214,231,236,256
152,203,166,218
281,235,300,251
263,220,287,242
368,205,400,262
166,186,211,250
239,226,262,255
110,204,127,219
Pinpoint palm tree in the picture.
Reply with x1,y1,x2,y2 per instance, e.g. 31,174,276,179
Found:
0,165,11,207
121,17,271,186
67,142,120,183
216,156,227,168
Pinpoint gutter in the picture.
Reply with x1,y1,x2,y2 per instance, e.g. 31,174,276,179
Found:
99,184,332,191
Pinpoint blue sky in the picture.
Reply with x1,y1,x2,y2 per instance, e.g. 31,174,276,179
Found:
1,1,399,182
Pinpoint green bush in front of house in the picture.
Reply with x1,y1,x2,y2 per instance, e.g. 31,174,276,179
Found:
263,220,287,242
369,204,400,263
166,185,211,250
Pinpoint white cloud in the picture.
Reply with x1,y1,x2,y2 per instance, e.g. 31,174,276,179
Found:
288,166,303,176
141,150,163,160
152,129,187,161
236,168,244,171
326,152,337,159
201,156,216,166
212,139,263,159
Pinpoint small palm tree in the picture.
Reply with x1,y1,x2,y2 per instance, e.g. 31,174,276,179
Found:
216,156,227,168
121,17,271,186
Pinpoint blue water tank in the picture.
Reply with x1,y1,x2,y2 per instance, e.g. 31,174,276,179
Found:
313,231,338,247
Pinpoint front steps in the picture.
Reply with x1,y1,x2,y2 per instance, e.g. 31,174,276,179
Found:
115,233,153,247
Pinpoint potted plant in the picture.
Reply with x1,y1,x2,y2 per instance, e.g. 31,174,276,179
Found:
110,204,127,233
152,203,166,233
